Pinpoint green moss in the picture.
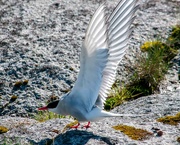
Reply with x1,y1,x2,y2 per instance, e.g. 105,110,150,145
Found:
10,95,18,102
112,124,152,140
0,126,8,134
157,112,180,125
177,137,180,143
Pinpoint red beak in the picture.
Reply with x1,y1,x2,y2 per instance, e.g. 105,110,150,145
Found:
38,106,48,110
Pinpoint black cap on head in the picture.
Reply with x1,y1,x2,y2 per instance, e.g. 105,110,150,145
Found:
47,100,59,109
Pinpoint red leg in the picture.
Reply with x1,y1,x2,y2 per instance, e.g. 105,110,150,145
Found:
71,122,80,129
83,121,90,129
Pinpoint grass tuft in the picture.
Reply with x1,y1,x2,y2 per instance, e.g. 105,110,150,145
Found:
105,81,132,110
105,25,180,110
34,111,65,122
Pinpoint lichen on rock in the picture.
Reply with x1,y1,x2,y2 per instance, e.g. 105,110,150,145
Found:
112,124,153,140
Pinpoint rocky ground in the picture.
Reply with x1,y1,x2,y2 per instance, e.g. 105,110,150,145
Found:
0,0,180,144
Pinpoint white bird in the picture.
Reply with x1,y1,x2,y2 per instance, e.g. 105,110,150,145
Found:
38,0,139,129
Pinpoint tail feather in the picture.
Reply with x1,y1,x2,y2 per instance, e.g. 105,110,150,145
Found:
85,107,140,122
101,110,138,117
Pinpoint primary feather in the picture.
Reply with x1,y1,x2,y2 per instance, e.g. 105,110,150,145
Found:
70,0,138,111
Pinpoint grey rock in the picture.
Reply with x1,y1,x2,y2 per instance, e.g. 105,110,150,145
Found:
0,90,180,145
0,0,180,144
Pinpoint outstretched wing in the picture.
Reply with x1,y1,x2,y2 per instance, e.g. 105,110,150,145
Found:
70,0,138,112
98,0,139,108
70,3,108,112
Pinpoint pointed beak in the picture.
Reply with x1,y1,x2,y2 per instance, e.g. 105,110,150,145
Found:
38,106,48,111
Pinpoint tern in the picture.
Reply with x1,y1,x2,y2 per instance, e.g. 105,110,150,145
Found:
38,0,139,129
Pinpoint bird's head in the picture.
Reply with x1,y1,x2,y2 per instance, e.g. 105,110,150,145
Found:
38,100,59,112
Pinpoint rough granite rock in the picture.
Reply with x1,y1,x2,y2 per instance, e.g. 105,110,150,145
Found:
0,90,180,145
0,0,179,117
0,0,180,144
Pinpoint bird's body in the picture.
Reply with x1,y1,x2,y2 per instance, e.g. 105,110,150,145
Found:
38,0,139,128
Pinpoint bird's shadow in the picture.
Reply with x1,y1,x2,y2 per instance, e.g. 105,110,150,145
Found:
28,129,115,145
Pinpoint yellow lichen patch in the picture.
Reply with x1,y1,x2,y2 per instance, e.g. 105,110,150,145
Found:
10,95,18,102
0,126,9,134
14,80,29,88
62,120,79,132
157,112,180,126
112,124,152,140
14,81,23,88
177,137,180,143
64,120,78,129
22,80,29,85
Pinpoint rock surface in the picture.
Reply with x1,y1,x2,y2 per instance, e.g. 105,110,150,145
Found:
0,90,180,145
0,0,180,144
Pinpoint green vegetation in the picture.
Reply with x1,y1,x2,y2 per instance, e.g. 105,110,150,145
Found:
62,120,79,132
128,40,169,97
168,25,180,50
34,94,66,122
0,126,8,134
105,25,180,110
157,112,180,125
105,81,133,110
34,111,65,122
0,137,28,145
112,124,152,140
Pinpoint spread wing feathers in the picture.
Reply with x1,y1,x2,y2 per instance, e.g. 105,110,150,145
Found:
70,3,109,112
98,0,139,107
70,0,138,112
